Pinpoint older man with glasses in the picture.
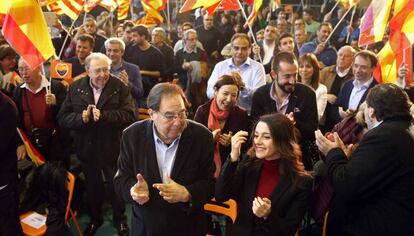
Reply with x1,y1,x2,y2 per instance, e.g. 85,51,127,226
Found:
114,83,215,236
58,53,136,236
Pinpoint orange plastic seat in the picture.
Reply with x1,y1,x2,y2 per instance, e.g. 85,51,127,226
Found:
20,171,82,236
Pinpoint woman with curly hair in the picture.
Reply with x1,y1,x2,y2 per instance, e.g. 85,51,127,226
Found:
215,113,313,236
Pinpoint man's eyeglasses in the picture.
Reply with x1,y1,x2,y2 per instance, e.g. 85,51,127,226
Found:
158,110,189,121
90,67,110,74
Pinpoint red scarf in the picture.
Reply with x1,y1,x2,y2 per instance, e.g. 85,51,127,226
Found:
208,98,230,177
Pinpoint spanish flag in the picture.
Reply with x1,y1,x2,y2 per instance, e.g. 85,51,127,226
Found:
374,0,414,85
1,0,55,70
245,0,263,27
358,0,392,47
17,128,46,166
180,0,221,13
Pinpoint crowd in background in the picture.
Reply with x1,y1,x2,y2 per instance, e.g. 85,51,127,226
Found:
1,1,414,236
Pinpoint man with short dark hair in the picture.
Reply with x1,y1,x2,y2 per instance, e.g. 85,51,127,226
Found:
58,53,136,236
299,22,337,67
207,33,266,113
251,52,318,170
124,25,166,103
315,83,414,236
114,83,215,236
195,14,225,64
64,34,95,79
334,50,378,123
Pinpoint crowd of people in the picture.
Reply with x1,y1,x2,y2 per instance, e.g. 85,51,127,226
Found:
1,2,414,236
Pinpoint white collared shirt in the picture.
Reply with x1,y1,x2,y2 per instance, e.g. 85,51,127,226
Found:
336,67,351,77
20,75,49,94
263,41,276,65
348,78,373,111
152,124,181,183
207,57,266,113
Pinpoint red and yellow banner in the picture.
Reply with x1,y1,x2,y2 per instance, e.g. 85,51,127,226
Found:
17,128,46,166
2,0,55,69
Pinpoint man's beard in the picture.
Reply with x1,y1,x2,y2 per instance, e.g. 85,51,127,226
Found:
277,80,295,94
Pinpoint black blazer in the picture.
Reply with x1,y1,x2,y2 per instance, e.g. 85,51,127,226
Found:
334,79,377,123
251,82,318,143
215,157,313,236
326,117,414,236
57,76,136,167
194,100,250,163
113,120,215,236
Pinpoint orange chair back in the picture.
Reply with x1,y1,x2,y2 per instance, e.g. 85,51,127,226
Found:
204,198,237,223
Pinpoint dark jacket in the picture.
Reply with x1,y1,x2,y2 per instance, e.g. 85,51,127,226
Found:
113,120,215,236
57,76,136,167
215,157,313,236
13,79,67,134
194,100,250,163
0,91,19,187
251,82,318,144
326,117,414,236
251,82,319,169
334,79,377,123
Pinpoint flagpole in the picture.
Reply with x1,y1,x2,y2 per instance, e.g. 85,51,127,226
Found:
58,15,80,59
236,0,262,63
325,6,354,42
326,1,340,17
346,6,357,44
40,63,50,93
167,0,171,29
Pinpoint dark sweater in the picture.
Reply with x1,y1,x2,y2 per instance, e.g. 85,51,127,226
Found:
0,91,19,187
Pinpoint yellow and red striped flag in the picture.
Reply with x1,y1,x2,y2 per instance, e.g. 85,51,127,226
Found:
180,0,222,13
374,0,414,85
17,128,46,166
136,0,165,26
117,0,130,20
245,0,263,27
1,0,55,69
358,0,392,47
84,0,118,12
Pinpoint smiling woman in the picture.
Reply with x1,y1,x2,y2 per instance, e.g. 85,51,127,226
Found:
215,113,313,236
194,72,249,177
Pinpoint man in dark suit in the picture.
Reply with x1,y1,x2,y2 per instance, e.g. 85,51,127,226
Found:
251,52,318,170
334,50,378,124
58,53,136,236
114,83,215,236
315,83,414,236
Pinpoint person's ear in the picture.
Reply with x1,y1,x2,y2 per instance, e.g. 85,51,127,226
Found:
367,107,375,120
270,70,277,80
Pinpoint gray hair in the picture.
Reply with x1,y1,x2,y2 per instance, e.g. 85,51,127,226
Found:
147,83,188,111
104,37,126,52
152,27,167,40
85,53,112,70
338,45,356,56
183,29,197,41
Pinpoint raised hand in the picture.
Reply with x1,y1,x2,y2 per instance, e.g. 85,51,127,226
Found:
230,131,248,162
153,176,191,203
252,197,271,219
130,173,150,205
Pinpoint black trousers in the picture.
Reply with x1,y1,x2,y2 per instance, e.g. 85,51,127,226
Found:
0,183,23,236
81,161,126,226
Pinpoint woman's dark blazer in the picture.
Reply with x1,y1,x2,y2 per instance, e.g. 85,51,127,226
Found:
215,156,313,236
194,100,250,162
